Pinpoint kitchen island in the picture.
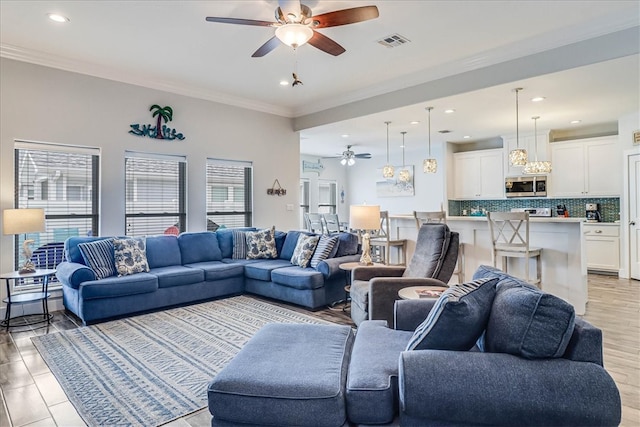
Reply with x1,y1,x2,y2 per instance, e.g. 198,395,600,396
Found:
389,214,588,315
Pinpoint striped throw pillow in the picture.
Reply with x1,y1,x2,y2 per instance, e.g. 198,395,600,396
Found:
405,277,498,351
78,238,116,280
310,235,339,268
232,230,247,259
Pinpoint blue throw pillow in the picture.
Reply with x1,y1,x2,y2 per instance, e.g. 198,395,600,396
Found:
406,277,498,351
246,226,278,259
310,235,339,268
78,238,116,279
113,237,150,277
485,282,576,359
332,232,359,257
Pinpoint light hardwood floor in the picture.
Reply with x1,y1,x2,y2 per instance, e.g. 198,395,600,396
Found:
0,274,637,427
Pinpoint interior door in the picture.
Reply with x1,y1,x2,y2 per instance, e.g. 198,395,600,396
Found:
630,153,640,280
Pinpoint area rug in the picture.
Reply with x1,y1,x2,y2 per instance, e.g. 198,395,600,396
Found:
31,296,332,426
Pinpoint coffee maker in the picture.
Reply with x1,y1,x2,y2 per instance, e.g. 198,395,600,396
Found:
586,203,602,222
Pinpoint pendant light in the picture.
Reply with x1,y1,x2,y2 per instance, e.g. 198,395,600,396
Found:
509,87,528,166
423,107,437,173
398,131,410,182
523,116,552,174
382,121,395,178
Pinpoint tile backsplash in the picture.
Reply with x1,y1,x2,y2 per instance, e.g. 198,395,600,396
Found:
448,197,620,222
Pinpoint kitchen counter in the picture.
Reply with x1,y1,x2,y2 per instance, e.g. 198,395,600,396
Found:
387,214,588,315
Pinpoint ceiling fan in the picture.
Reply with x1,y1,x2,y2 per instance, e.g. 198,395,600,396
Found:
205,0,379,57
324,145,372,166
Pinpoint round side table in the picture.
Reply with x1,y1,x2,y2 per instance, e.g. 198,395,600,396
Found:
398,285,448,300
1,268,56,328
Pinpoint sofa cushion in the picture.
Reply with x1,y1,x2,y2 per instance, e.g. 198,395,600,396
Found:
113,237,150,277
145,235,181,268
216,228,256,259
78,238,115,279
244,259,293,281
406,277,498,351
185,261,244,281
231,229,248,259
403,223,450,278
291,234,319,268
270,266,325,290
150,265,204,288
347,320,414,425
485,282,576,359
310,235,339,269
246,227,278,259
279,230,312,260
179,232,222,264
79,273,158,300
332,232,359,257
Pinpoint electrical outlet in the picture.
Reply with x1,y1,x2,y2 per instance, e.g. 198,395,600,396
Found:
286,204,294,211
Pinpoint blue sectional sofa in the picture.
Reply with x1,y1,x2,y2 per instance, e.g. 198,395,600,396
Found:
56,229,360,325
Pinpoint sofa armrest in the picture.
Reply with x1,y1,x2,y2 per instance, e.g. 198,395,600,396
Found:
393,299,437,331
56,261,96,290
352,265,405,282
369,277,446,328
399,350,621,427
315,254,361,279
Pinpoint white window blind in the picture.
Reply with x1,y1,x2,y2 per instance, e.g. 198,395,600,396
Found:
206,159,252,229
14,141,100,278
125,152,186,236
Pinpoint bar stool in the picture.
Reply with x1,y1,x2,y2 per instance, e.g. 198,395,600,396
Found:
487,211,542,286
369,211,407,265
413,210,464,283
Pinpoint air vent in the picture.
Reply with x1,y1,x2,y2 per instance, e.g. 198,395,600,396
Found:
438,130,452,134
377,33,411,48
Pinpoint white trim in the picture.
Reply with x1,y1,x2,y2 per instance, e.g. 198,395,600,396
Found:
207,158,253,167
15,139,100,156
124,150,187,162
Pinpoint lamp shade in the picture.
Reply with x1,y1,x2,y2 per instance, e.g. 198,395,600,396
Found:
2,208,45,235
349,205,380,231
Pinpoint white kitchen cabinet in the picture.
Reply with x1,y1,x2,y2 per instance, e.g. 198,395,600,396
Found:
583,223,620,273
503,132,550,177
549,136,621,197
453,149,504,199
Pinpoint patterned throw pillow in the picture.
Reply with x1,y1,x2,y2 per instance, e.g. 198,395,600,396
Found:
78,238,116,279
245,227,278,259
406,277,498,351
290,234,320,268
232,230,247,259
113,237,150,276
310,235,339,268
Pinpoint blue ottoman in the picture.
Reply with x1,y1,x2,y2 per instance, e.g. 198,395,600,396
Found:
207,323,354,427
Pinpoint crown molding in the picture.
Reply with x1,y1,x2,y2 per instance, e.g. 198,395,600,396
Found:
0,44,294,118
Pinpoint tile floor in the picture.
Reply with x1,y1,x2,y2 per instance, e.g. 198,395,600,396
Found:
0,275,637,426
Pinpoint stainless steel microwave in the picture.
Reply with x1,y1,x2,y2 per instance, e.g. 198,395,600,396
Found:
505,176,547,198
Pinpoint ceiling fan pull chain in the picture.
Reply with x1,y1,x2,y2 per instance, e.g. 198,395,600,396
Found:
292,47,303,87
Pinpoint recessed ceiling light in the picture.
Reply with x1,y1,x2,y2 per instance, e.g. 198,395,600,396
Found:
47,13,69,23
570,120,582,124
463,135,471,139
531,96,546,102
341,134,349,138
444,109,455,114
410,121,420,125
279,80,288,86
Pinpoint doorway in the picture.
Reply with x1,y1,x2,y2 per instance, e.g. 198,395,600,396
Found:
629,152,640,280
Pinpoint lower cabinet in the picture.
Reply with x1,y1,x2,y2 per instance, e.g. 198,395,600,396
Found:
584,223,620,273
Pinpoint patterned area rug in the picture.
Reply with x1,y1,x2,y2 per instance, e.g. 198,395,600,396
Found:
31,296,331,426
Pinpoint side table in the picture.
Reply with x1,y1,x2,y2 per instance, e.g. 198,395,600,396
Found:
334,262,384,312
398,285,449,300
1,268,56,328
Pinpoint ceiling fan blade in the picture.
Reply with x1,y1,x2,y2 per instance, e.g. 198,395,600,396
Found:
251,36,281,57
308,31,345,56
311,6,379,29
278,0,302,21
354,153,372,159
205,16,274,27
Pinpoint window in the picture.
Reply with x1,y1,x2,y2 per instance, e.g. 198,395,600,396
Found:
299,179,309,229
206,159,252,229
125,152,186,236
317,180,337,214
14,141,100,281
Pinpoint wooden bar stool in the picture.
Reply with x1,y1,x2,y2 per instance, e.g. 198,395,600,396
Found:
369,211,407,265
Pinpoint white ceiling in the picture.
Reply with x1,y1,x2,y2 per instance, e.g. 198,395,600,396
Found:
1,1,639,159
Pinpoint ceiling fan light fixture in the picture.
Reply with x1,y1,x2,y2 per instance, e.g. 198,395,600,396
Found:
340,158,347,166
275,23,313,48
348,157,356,166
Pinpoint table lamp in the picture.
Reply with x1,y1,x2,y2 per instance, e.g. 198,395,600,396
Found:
2,208,46,274
349,204,381,265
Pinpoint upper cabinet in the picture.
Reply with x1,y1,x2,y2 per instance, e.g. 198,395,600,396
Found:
549,136,621,197
453,148,504,199
503,131,550,177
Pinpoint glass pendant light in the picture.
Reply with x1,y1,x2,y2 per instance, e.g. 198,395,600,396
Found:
382,121,395,178
509,87,528,166
398,131,410,182
423,107,437,173
524,116,552,174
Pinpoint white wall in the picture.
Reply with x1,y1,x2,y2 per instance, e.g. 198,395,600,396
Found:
0,58,300,278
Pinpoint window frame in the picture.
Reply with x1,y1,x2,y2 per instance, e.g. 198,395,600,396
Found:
206,158,253,229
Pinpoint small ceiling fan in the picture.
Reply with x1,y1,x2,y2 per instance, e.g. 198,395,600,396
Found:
205,0,379,57
324,145,372,166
